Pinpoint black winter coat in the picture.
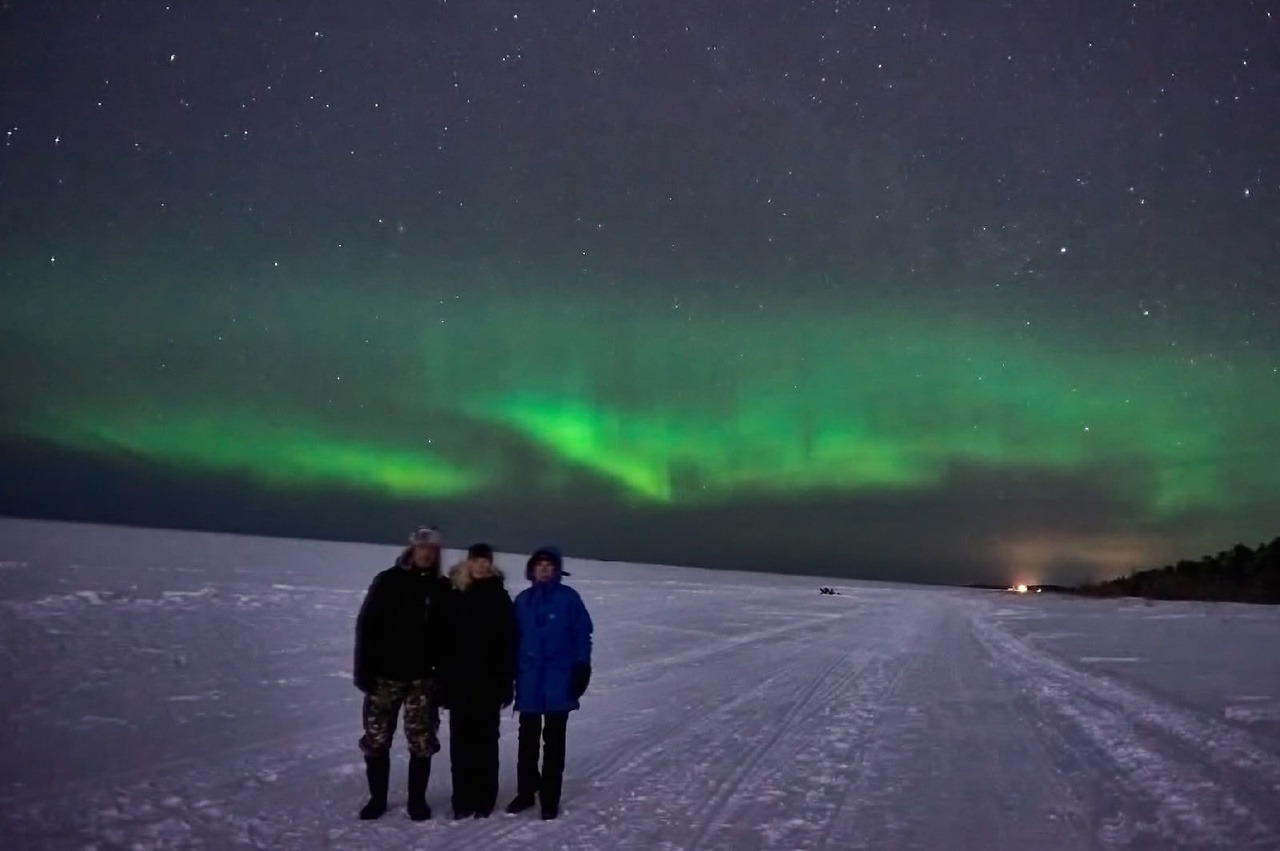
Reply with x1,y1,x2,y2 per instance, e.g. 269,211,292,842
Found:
438,573,517,709
353,550,451,688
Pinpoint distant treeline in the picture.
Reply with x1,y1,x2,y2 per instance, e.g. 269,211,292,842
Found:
1073,537,1280,604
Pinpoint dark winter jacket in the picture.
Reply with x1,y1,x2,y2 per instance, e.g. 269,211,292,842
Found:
514,546,594,714
353,549,451,689
438,570,517,709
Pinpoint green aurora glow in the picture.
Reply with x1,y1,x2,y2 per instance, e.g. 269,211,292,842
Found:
35,408,485,499
9,285,1276,527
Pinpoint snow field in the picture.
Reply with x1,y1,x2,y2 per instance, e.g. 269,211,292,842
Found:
1,518,1278,850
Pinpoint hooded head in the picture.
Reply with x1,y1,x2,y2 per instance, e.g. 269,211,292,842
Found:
526,544,571,583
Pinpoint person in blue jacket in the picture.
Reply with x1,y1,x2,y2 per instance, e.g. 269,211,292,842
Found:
505,545,593,820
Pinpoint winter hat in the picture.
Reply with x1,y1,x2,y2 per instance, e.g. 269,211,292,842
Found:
467,542,495,561
526,545,571,579
409,525,443,546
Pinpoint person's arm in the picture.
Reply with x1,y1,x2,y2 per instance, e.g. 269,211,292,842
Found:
496,591,517,707
570,590,594,666
353,576,382,693
508,592,525,706
429,580,451,679
568,589,594,698
432,585,454,708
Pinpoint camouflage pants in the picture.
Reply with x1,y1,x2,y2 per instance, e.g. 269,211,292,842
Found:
359,678,441,758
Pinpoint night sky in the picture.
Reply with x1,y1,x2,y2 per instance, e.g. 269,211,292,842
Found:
2,1,1278,585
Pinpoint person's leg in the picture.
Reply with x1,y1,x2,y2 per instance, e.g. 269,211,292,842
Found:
450,704,484,817
540,712,569,819
473,704,501,817
357,679,405,820
506,712,542,813
402,679,441,821
448,708,470,816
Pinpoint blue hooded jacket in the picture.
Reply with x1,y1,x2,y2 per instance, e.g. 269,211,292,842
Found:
513,545,594,714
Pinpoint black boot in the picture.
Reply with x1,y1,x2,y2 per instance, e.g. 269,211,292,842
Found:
505,793,537,814
407,756,432,821
359,755,390,820
450,759,474,819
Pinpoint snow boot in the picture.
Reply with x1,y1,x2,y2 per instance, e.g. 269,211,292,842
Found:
406,756,432,821
505,793,537,814
359,755,390,820
541,804,559,821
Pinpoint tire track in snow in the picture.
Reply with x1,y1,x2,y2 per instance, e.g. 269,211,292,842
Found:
690,600,928,851
969,602,1280,849
829,605,1095,850
575,611,859,778
681,646,863,850
806,644,919,851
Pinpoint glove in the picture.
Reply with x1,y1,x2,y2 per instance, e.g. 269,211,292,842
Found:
570,662,591,699
355,675,375,695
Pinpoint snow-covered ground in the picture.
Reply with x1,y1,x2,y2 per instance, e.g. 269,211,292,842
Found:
1,518,1278,850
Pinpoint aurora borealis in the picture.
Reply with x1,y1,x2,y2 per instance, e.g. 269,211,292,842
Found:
2,2,1278,583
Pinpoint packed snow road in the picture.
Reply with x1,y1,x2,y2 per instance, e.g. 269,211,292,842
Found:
1,519,1279,850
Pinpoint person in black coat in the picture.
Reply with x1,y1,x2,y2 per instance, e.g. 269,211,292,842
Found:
439,543,517,819
352,525,451,822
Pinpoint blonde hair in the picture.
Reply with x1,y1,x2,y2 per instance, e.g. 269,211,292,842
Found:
449,558,501,591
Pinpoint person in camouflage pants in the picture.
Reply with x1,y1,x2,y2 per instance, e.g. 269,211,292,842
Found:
353,525,451,822
359,678,441,759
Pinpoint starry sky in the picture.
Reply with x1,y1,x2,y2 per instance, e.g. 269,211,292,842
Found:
2,1,1278,585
